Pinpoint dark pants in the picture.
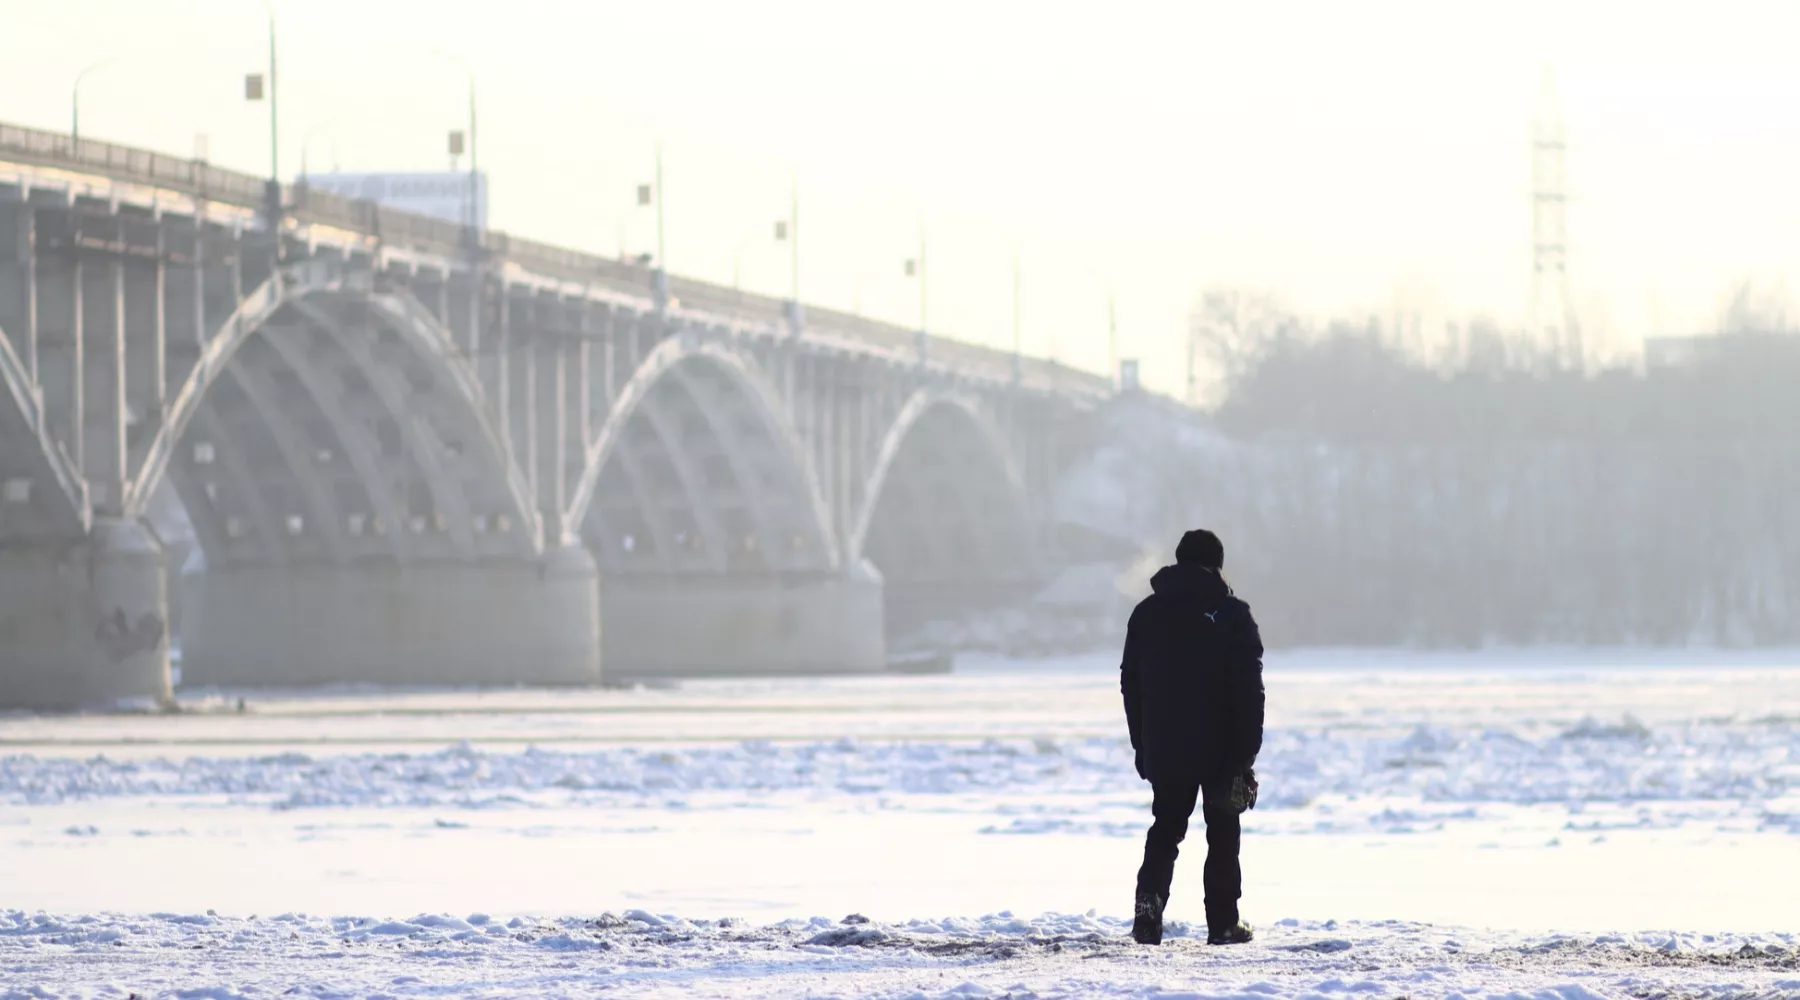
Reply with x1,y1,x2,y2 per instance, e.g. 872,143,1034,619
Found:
1135,778,1241,931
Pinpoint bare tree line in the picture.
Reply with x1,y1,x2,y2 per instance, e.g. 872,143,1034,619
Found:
1153,293,1800,648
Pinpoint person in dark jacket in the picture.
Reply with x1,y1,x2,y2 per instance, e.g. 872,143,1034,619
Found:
1120,529,1265,946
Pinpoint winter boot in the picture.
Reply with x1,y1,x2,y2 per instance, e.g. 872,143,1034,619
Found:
1131,891,1165,945
1207,919,1254,945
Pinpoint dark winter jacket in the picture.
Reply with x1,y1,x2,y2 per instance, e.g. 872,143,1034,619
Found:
1120,564,1265,785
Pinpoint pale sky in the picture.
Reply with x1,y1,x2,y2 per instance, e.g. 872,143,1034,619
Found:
6,0,1800,396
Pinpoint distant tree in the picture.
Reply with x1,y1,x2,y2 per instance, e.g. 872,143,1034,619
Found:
1185,287,1296,408
1720,276,1797,335
1134,292,1800,649
1462,318,1512,374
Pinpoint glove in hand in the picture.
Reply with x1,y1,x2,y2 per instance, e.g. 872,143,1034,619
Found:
1229,768,1259,813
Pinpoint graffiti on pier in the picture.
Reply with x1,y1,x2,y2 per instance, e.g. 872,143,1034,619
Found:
95,608,167,662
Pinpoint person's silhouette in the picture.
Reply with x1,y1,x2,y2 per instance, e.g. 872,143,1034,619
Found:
1120,529,1265,945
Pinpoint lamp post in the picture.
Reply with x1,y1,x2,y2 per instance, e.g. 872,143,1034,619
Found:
448,128,470,235
637,142,668,308
904,220,927,364
732,231,758,290
789,173,800,307
851,270,873,316
71,57,119,147
430,53,479,243
635,153,665,264
655,140,665,274
635,182,653,222
408,50,480,241
298,122,340,181
1107,286,1118,390
781,179,807,331
241,8,280,231
1012,249,1023,386
267,12,278,195
464,75,478,240
918,222,926,336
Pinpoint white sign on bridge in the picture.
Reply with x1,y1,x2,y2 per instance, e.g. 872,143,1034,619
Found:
302,172,488,229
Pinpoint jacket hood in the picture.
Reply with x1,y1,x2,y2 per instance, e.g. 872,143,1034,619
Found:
1149,563,1232,604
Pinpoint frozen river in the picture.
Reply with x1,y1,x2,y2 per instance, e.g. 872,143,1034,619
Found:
4,649,1799,998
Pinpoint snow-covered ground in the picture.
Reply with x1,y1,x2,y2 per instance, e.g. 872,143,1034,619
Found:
5,908,1799,1000
3,650,1798,998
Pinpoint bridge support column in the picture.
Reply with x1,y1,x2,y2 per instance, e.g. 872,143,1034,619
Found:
0,518,172,710
181,544,601,688
600,562,885,681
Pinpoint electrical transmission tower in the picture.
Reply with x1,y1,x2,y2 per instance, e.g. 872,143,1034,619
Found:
1528,69,1580,369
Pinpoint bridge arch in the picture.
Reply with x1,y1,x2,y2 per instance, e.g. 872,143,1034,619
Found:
136,263,539,569
0,322,89,538
565,337,837,576
850,388,1037,625
126,259,330,522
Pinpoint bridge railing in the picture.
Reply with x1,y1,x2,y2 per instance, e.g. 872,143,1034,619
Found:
493,232,665,299
290,183,467,251
4,120,1111,399
0,123,268,206
288,183,373,232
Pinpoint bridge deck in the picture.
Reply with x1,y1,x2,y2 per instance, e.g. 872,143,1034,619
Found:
0,121,1109,401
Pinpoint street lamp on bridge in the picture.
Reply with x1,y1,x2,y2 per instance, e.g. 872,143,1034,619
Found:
903,218,927,364
1013,248,1023,386
297,122,341,181
70,56,121,147
421,51,480,246
787,172,800,324
636,142,669,308
734,217,790,292
239,6,280,232
1108,286,1118,390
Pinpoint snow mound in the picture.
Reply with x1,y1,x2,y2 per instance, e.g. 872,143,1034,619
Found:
1,910,1794,1000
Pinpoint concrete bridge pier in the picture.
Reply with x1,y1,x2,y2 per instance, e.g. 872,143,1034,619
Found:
599,562,886,682
181,543,602,688
0,517,172,709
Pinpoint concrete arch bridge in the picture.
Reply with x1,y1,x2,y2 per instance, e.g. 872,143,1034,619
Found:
0,123,1111,708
